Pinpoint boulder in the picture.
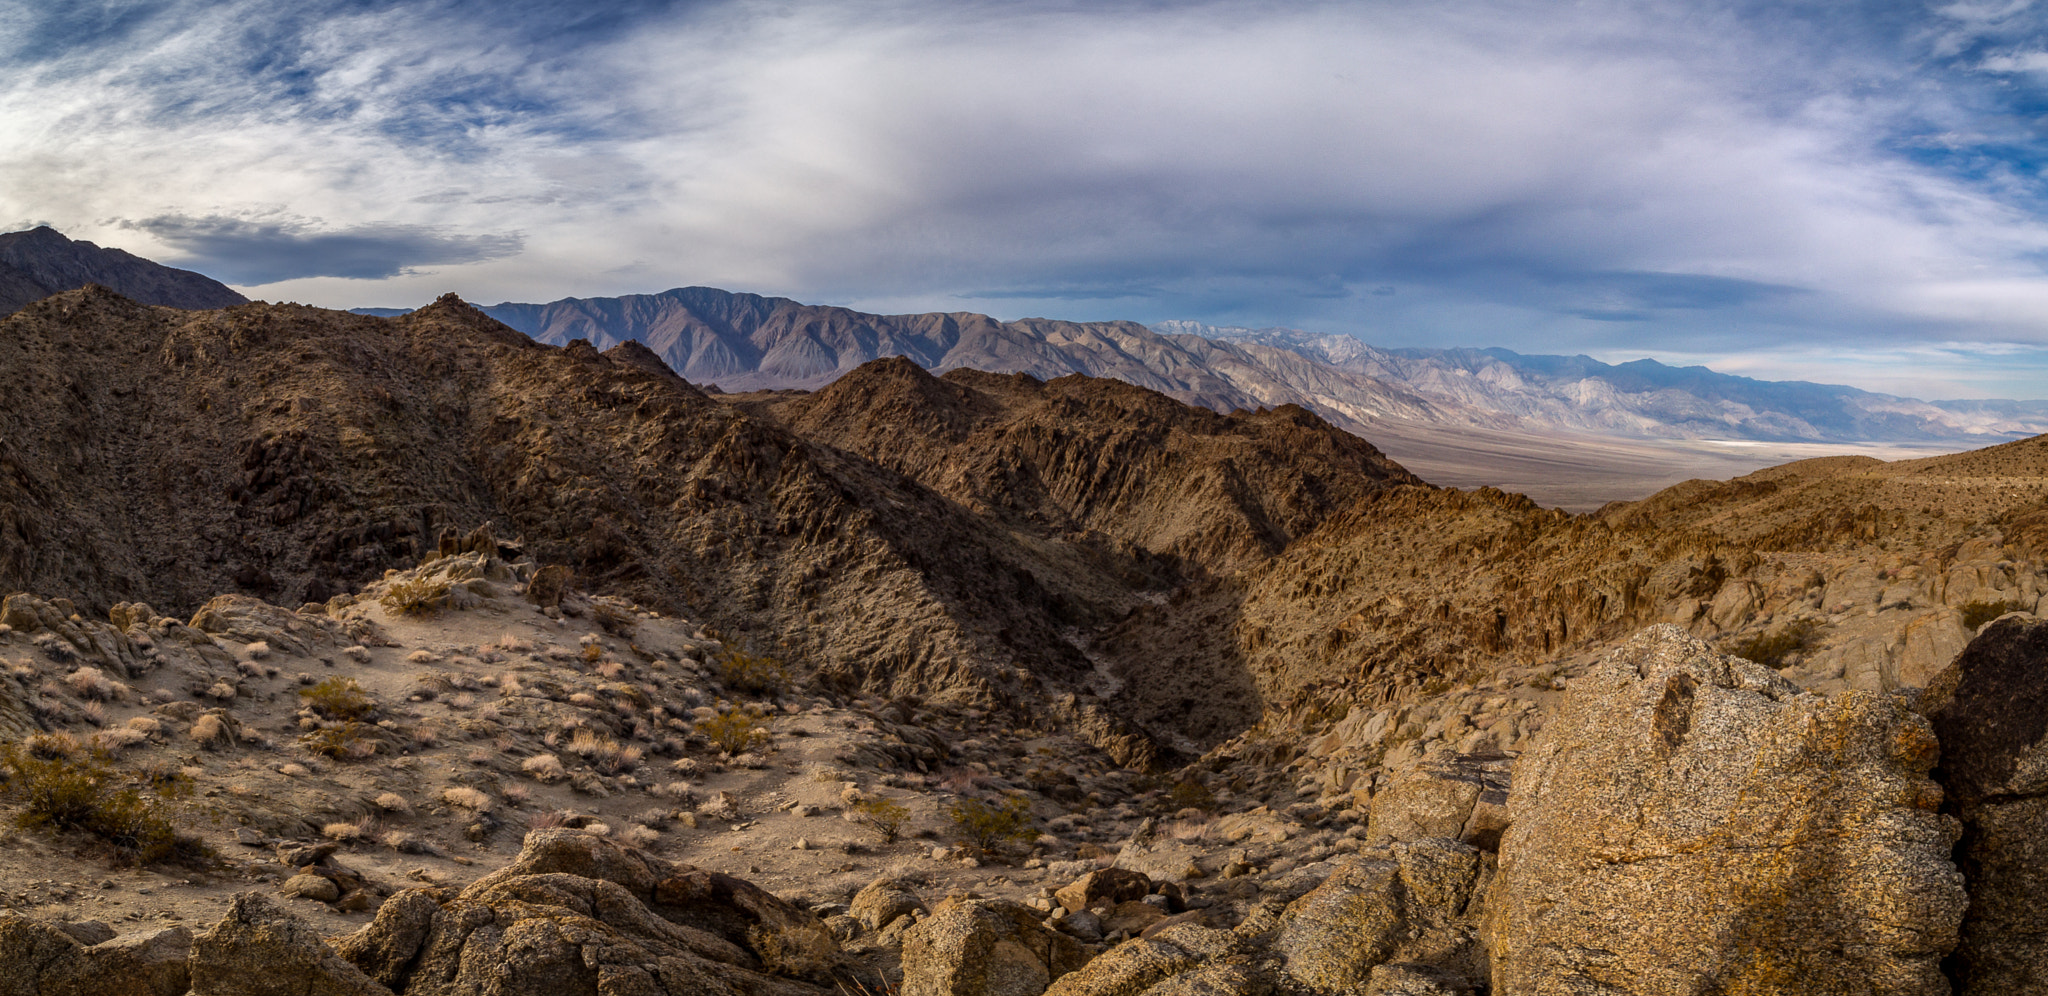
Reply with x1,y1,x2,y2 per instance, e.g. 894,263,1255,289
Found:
901,899,1093,996
1366,747,1510,849
1919,614,2048,993
1042,921,1247,996
0,917,191,996
188,892,394,996
1054,868,1151,914
337,829,833,995
334,889,440,990
282,873,342,903
849,877,927,931
1491,626,1965,996
1271,839,1484,992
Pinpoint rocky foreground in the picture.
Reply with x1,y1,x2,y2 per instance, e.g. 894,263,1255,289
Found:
1,529,2045,994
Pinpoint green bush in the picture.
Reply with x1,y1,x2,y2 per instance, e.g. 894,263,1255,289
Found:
698,710,769,756
1725,618,1826,668
0,743,205,864
381,577,451,617
947,795,1035,852
847,796,910,843
718,646,790,697
1962,598,2026,630
301,677,376,720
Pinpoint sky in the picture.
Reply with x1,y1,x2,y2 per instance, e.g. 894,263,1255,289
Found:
8,1,2048,399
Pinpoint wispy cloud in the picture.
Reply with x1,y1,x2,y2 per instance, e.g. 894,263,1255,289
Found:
5,1,2048,395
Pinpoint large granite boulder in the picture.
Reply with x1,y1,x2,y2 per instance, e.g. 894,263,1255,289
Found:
900,898,1093,996
1919,613,2048,993
334,828,834,996
1491,626,1965,995
1272,838,1485,992
0,917,190,996
189,892,394,996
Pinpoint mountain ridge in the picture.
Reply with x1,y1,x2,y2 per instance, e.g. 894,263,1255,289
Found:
374,286,2048,448
0,226,246,315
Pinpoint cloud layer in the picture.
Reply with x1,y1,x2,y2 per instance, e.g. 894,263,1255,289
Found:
7,0,2048,396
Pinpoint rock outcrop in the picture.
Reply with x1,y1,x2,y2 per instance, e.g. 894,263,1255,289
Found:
334,829,836,996
1919,612,2048,993
900,898,1093,996
0,917,191,996
1491,626,1965,995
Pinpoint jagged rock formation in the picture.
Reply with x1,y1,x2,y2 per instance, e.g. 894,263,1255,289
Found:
1919,614,2048,993
1490,626,1963,995
0,227,245,316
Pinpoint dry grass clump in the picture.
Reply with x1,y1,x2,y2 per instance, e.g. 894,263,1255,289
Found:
205,682,237,702
243,641,270,660
568,692,601,709
342,646,372,664
624,824,660,847
406,650,440,665
698,791,740,822
126,715,162,738
375,792,412,814
381,577,452,617
653,780,696,803
522,753,568,783
25,731,82,760
495,633,534,654
441,787,491,812
90,728,147,753
324,818,372,842
64,667,123,701
189,714,230,749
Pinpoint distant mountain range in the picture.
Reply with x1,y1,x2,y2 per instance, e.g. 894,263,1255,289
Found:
353,287,2047,446
0,227,245,315
0,223,2028,447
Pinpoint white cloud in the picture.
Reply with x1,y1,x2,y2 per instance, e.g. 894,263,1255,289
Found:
5,0,2048,394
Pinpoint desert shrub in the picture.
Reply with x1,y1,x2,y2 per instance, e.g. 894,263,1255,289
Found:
1962,598,2027,630
0,742,203,864
442,787,491,812
717,646,790,696
1725,618,1827,668
300,721,379,761
580,643,605,664
301,677,376,720
1166,778,1216,812
528,564,573,608
946,795,1035,852
375,792,412,814
847,796,910,843
25,731,81,760
381,577,452,617
189,714,230,748
699,710,769,756
65,667,121,701
522,753,567,783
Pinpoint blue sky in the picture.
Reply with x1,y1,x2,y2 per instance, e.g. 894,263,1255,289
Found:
8,0,2048,398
